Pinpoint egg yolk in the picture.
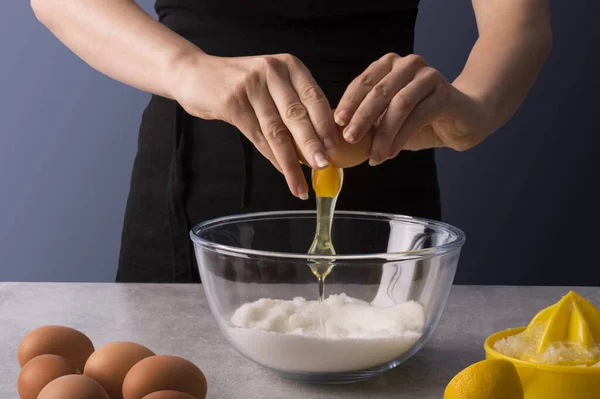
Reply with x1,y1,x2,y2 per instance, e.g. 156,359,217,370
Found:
312,163,342,198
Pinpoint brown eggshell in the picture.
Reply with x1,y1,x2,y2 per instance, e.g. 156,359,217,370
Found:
17,354,80,399
37,374,109,399
142,391,196,399
84,342,155,399
296,111,375,169
327,123,374,169
18,325,95,372
122,355,207,399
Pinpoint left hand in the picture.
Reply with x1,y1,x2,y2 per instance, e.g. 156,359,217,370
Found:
334,53,492,165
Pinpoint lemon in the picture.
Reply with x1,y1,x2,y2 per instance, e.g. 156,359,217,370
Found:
444,359,524,399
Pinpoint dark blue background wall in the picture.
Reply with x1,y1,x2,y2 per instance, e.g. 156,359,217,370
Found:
1,1,598,285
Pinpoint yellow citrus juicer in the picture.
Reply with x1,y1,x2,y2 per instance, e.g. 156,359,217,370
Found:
484,291,600,399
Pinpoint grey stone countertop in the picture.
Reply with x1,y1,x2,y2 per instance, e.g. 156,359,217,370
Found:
1,283,598,398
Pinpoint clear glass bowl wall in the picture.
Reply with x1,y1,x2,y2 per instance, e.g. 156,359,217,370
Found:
190,211,465,383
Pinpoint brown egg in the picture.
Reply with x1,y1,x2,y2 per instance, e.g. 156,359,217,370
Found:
17,354,80,399
327,123,375,168
18,325,95,372
84,342,155,399
296,111,375,169
37,375,109,399
142,392,196,399
122,355,207,399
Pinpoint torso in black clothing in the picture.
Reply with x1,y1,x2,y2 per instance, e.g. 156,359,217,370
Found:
116,0,441,283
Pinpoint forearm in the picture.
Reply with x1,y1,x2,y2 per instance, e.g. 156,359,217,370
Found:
453,0,552,132
31,0,204,99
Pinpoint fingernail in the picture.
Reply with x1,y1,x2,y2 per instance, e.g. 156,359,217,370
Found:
297,184,309,200
334,110,349,126
344,126,356,143
369,151,383,166
314,152,329,168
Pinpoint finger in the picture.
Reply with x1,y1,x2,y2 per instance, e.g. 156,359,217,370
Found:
402,126,446,152
220,88,282,172
265,57,329,171
248,84,309,200
232,97,283,173
389,81,449,157
390,82,449,155
334,53,395,128
286,58,339,152
344,54,429,144
369,68,439,165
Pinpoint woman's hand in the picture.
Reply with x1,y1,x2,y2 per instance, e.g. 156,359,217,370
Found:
334,53,492,166
172,52,338,200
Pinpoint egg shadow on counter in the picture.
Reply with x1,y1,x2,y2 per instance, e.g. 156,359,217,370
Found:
273,345,482,396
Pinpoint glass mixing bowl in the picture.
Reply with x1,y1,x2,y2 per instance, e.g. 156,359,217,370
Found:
190,211,465,384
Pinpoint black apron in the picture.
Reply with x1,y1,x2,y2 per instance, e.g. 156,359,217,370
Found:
116,0,441,283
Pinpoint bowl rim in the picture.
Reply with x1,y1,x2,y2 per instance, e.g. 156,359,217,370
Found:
189,210,466,261
484,327,600,374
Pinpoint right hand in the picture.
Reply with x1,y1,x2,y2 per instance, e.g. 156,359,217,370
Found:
171,52,339,200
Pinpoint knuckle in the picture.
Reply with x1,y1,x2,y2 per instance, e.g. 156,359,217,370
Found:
254,56,269,69
265,123,290,145
357,73,377,89
284,102,308,121
278,53,297,65
244,70,262,86
258,56,281,73
372,83,392,99
392,94,413,111
300,85,325,103
382,52,400,64
367,59,380,70
248,128,265,143
299,136,322,154
422,66,441,81
404,54,427,68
